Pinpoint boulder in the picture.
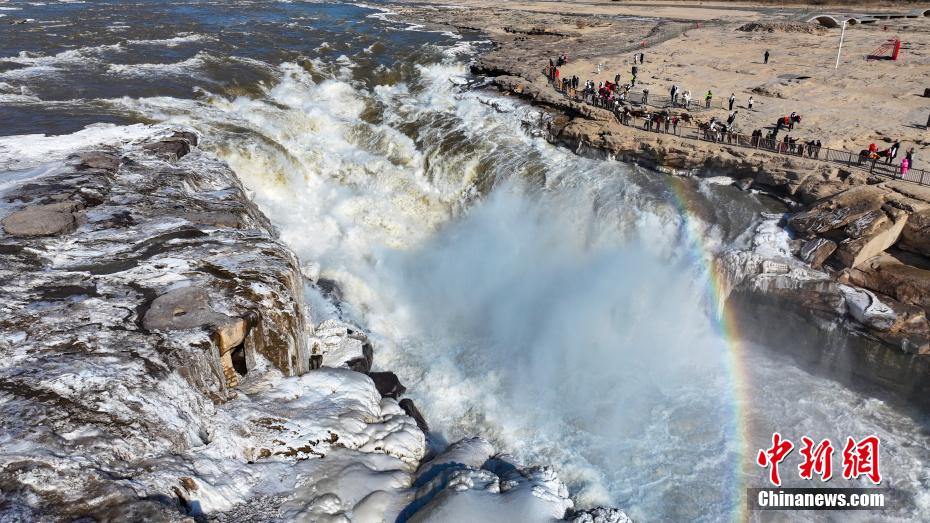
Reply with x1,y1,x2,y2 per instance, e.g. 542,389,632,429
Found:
843,209,889,239
795,178,834,204
840,254,930,310
788,185,888,236
1,202,80,237
73,151,120,172
833,208,907,269
799,238,836,268
899,207,930,258
838,285,896,332
142,286,228,331
143,139,191,161
369,371,406,399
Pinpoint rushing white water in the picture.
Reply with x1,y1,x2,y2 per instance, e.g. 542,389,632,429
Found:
90,39,930,521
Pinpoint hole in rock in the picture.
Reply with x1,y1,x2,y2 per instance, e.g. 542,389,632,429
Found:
231,344,248,376
173,308,187,317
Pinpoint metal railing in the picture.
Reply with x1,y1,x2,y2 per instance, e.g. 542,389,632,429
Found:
544,76,928,186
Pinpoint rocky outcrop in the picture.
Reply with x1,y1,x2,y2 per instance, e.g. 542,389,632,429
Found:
788,185,888,236
760,174,930,355
899,207,930,257
0,127,628,522
721,215,930,361
1,201,81,237
841,253,930,312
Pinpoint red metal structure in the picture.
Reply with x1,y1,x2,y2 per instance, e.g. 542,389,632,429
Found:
868,37,906,61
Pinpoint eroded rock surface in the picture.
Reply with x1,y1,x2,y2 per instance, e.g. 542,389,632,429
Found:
0,126,618,522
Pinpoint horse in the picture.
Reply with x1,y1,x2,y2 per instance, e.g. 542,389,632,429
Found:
774,114,802,130
858,148,890,165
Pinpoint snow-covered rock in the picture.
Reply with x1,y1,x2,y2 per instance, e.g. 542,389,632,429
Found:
0,126,629,521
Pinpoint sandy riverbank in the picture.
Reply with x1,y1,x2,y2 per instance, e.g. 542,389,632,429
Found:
393,0,930,163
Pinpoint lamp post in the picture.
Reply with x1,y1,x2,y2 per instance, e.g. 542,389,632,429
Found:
835,20,847,70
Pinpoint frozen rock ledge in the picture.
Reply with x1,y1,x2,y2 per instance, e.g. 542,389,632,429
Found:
0,125,629,522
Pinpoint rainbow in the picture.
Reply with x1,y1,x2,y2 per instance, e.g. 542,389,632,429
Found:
665,176,754,523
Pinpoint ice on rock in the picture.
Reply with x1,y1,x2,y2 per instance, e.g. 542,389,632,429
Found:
314,318,374,372
838,284,897,332
0,124,629,521
571,507,635,523
404,438,583,523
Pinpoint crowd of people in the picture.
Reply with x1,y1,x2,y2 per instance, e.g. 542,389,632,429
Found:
541,54,919,177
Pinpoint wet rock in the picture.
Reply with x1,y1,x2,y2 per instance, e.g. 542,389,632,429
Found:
143,138,192,160
1,202,80,237
346,340,373,373
800,238,836,269
183,211,243,228
369,371,406,399
407,437,577,521
754,168,813,196
399,398,429,433
73,151,121,172
314,319,374,372
316,277,343,302
171,131,199,147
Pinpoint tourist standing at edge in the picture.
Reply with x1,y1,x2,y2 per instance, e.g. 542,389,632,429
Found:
748,96,754,111
887,141,901,164
764,50,770,64
705,90,713,109
728,93,735,111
